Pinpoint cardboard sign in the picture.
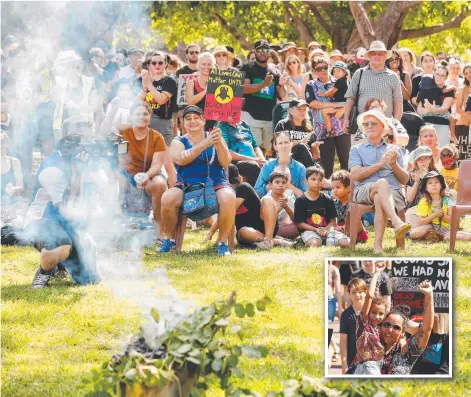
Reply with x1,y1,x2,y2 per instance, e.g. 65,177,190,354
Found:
176,74,196,107
391,259,450,314
204,68,245,123
456,127,471,161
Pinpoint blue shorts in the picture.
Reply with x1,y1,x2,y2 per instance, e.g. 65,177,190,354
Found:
328,296,336,322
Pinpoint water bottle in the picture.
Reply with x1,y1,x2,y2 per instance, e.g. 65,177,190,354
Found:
326,226,336,247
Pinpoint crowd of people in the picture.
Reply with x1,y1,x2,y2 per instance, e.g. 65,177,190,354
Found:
328,260,449,376
1,35,471,288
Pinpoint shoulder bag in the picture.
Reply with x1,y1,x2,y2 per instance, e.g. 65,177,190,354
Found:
181,138,219,222
348,68,364,135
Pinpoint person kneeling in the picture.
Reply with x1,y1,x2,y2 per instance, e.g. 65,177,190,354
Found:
294,166,350,247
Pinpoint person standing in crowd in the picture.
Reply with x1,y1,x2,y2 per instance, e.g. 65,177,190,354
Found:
118,47,144,81
446,58,464,90
138,51,178,147
240,39,287,154
100,79,135,133
306,57,350,178
456,64,471,158
329,50,345,67
281,55,305,100
436,52,447,62
219,120,265,187
348,109,411,253
344,41,403,133
166,54,181,76
411,51,436,106
416,64,455,146
399,47,423,79
176,43,200,77
385,50,413,112
212,46,234,71
159,106,235,256
274,99,322,169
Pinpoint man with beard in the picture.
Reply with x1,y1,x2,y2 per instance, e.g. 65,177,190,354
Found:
240,39,287,154
176,43,201,77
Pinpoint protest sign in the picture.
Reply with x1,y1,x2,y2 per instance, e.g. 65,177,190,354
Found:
204,68,245,123
391,259,450,314
176,74,196,107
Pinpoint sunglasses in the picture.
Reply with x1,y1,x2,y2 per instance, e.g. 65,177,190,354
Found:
256,48,270,54
381,321,402,332
188,51,200,55
314,65,328,72
151,61,165,66
215,53,227,57
389,57,400,62
434,73,447,78
361,122,380,128
288,61,298,65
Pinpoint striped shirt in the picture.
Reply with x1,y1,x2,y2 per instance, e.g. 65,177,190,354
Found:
345,65,402,117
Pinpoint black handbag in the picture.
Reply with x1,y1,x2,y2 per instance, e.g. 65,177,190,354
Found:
348,68,364,135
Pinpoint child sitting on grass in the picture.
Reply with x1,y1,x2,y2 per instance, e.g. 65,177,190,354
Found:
350,269,387,374
266,167,298,239
439,144,459,193
317,61,349,137
331,169,368,242
294,166,350,247
410,171,471,242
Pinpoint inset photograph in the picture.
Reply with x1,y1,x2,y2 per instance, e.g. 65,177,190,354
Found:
325,258,451,378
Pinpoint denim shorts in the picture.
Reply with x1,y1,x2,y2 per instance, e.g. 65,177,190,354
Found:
301,230,348,245
327,296,336,322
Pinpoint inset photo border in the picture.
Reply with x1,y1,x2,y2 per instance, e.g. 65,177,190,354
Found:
324,257,452,379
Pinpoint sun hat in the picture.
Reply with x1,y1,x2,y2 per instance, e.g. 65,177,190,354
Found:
419,171,446,194
330,61,349,77
364,41,392,60
52,50,82,69
410,146,433,163
356,109,389,133
183,105,204,117
309,49,327,61
329,49,345,60
308,41,321,51
212,46,234,60
128,47,145,55
278,42,308,58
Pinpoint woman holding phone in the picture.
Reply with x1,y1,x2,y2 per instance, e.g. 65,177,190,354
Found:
274,99,322,168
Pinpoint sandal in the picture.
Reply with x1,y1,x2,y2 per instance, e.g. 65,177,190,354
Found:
394,223,411,239
332,352,340,363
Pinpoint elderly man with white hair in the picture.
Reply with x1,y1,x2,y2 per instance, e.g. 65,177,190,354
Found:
348,109,411,253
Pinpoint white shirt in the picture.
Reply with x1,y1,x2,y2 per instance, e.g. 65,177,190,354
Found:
119,65,139,80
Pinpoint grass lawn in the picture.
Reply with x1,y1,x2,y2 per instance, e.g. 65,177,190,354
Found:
2,219,471,397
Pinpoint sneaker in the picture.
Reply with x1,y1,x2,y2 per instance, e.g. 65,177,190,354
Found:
157,238,176,253
354,130,365,142
31,268,53,288
278,239,296,248
217,242,231,256
357,228,369,243
254,238,273,251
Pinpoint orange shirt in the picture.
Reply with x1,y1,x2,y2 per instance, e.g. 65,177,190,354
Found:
116,125,167,175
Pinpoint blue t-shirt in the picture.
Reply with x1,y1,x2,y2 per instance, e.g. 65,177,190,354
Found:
220,121,258,158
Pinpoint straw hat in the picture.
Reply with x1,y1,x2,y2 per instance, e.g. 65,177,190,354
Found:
329,49,345,60
364,41,392,60
278,42,308,58
212,46,234,60
356,109,389,133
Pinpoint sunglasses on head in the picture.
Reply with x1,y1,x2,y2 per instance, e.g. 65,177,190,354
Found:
256,48,270,54
381,321,402,332
314,65,328,72
151,61,165,66
188,51,200,55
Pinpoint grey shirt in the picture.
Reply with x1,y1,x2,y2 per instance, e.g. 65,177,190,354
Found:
345,65,403,117
348,140,404,190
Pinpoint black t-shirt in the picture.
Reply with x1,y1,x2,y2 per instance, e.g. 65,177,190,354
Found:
333,77,348,102
417,86,454,126
350,269,392,296
176,65,197,77
411,333,449,375
339,305,358,367
235,182,263,231
465,94,471,112
240,61,281,121
275,118,316,142
141,75,178,119
102,62,119,83
294,192,337,227
411,74,422,100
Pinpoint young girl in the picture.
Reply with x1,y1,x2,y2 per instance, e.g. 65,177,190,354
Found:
405,146,437,227
410,171,471,242
439,144,459,193
351,269,387,374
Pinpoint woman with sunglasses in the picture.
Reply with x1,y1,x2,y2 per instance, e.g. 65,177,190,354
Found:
380,280,434,375
386,50,413,112
305,56,350,178
212,46,235,71
138,51,178,147
282,55,305,100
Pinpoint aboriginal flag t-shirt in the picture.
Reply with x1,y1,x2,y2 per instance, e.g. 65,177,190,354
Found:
239,61,280,121
141,75,178,119
294,192,337,227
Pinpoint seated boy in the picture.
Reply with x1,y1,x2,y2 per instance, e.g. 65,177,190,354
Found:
317,61,349,136
294,166,350,247
439,144,459,192
331,169,368,242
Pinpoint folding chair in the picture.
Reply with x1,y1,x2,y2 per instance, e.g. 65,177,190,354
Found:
449,160,471,250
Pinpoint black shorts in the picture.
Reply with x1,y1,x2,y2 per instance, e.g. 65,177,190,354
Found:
236,218,279,246
339,262,352,286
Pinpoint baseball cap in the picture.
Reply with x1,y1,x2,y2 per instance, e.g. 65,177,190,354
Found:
128,48,145,55
183,105,204,118
289,99,308,108
254,39,270,49
410,146,433,163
